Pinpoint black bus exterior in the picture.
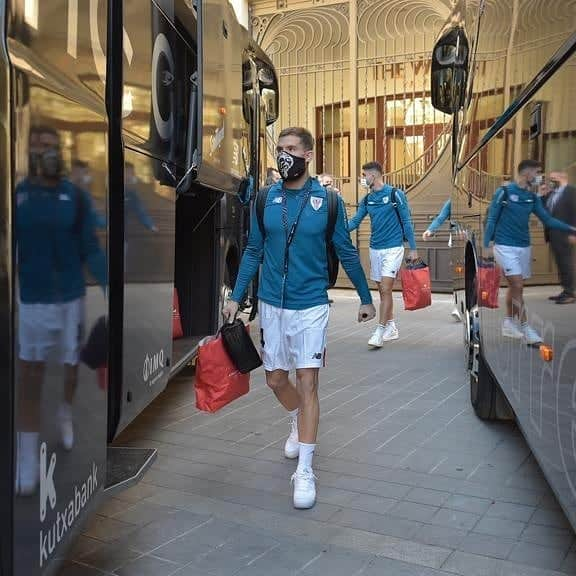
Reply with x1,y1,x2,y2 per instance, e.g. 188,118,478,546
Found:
431,1,576,530
0,1,278,575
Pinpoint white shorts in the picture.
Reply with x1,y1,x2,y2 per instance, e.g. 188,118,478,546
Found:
369,246,405,281
259,302,329,371
18,299,85,365
494,245,532,279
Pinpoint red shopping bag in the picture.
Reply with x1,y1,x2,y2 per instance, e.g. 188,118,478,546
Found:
400,262,432,311
195,334,250,413
173,289,183,339
478,262,500,308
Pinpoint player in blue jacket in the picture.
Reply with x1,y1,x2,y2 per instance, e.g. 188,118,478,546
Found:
483,159,576,344
223,127,375,510
15,126,106,495
348,161,417,347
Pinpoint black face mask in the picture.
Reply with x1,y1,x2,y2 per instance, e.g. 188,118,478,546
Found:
276,151,307,181
40,149,62,178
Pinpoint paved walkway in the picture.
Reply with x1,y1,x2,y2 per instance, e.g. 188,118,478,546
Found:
64,292,575,576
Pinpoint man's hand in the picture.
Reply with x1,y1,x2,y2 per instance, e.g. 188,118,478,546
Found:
222,300,239,323
408,250,419,261
422,230,433,241
358,303,376,323
482,245,494,258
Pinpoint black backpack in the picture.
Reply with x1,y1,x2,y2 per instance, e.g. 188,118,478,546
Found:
363,188,407,241
255,186,340,288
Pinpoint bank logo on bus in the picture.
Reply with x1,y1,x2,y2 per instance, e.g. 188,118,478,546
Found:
143,349,166,385
39,442,98,567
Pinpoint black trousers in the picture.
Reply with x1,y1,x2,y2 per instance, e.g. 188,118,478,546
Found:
550,234,575,295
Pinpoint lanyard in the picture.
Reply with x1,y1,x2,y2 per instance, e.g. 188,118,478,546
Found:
280,178,312,305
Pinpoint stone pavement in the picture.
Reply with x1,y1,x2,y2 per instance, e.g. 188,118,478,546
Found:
63,292,575,575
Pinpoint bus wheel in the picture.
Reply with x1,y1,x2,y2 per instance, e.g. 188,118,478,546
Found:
467,307,513,421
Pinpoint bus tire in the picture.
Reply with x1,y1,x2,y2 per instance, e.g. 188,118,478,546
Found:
469,335,514,421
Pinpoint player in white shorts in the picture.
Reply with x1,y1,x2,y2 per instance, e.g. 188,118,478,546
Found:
224,127,375,510
348,161,418,348
484,159,576,344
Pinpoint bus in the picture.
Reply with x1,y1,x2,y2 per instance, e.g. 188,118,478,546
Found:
0,1,278,574
431,0,576,530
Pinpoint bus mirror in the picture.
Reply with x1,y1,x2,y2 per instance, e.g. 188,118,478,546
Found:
261,88,278,125
431,27,469,115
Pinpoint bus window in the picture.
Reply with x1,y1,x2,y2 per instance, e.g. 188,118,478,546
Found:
123,1,197,169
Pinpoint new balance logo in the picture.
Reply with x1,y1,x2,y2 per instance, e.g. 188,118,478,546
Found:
312,353,323,360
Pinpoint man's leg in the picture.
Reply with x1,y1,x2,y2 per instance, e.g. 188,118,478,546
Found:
16,359,45,494
295,368,319,445
292,367,320,509
552,239,575,301
266,370,300,411
506,274,525,322
378,276,395,324
266,369,301,459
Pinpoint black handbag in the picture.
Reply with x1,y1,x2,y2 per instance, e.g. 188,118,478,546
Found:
81,316,107,369
220,319,262,374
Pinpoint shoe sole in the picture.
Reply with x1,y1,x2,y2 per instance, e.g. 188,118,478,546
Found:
368,342,383,348
293,496,316,509
284,449,299,459
502,331,523,339
382,334,399,342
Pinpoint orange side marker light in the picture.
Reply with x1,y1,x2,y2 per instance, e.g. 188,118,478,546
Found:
539,345,553,362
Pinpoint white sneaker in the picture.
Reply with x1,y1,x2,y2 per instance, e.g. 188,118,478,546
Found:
523,324,542,345
284,417,299,459
451,307,462,322
15,432,39,496
502,318,523,339
291,468,317,509
368,325,385,348
59,404,74,451
381,322,399,342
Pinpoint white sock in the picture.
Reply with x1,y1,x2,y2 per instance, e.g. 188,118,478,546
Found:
378,323,387,329
20,431,39,460
297,442,315,472
59,402,73,421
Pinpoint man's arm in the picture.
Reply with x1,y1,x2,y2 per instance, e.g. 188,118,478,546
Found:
80,190,107,288
483,188,506,248
347,196,368,232
230,205,265,303
332,197,372,305
396,190,417,251
427,199,451,234
534,194,576,234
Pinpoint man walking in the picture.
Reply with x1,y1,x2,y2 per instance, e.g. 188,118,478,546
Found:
543,171,576,304
223,127,375,509
348,161,417,347
483,160,576,344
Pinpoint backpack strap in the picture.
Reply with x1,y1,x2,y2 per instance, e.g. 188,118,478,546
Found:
390,188,406,240
494,186,509,229
255,185,271,238
325,189,339,242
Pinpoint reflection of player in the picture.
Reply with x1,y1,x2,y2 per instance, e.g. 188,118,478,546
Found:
483,160,576,344
70,159,106,229
264,167,281,186
125,162,158,232
15,126,106,495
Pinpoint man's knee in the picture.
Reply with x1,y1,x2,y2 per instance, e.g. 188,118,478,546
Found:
379,280,394,295
266,370,290,392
